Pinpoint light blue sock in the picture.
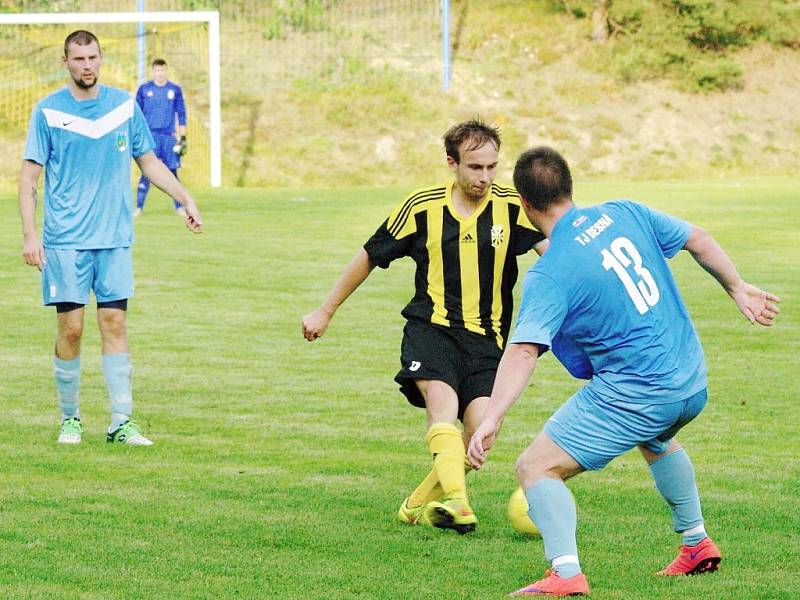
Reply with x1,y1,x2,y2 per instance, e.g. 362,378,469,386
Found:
102,353,132,431
54,356,81,420
649,449,706,545
526,478,582,578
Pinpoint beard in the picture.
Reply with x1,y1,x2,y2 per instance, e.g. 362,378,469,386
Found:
72,73,97,90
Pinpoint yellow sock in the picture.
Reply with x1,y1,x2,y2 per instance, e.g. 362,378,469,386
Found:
408,469,442,507
409,457,473,506
407,433,474,507
426,422,468,502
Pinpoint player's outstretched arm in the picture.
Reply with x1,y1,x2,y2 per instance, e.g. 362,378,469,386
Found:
19,159,46,271
684,225,780,326
468,342,540,469
135,151,202,233
302,248,375,342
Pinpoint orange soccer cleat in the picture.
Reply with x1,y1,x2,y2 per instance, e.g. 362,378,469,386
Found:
657,537,721,576
510,569,589,597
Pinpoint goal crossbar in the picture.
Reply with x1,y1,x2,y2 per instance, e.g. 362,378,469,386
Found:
1,11,222,188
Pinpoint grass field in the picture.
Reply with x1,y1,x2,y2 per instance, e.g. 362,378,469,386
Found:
0,180,797,599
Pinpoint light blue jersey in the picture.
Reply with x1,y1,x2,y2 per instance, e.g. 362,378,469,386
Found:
24,85,154,250
511,200,707,403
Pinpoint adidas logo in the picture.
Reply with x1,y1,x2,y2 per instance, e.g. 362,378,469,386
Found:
461,233,475,243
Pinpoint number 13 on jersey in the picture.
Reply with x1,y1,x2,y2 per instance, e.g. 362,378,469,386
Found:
601,237,660,315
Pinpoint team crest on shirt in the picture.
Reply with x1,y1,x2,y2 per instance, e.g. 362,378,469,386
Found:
490,224,505,248
115,131,128,152
167,89,175,100
146,90,154,97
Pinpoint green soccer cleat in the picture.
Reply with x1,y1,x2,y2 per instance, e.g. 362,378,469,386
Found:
58,417,82,444
398,497,432,526
106,420,153,446
425,497,477,535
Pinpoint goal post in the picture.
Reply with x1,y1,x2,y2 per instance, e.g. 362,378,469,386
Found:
0,11,221,188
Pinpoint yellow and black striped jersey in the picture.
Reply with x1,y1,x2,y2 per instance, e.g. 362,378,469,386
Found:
363,182,546,347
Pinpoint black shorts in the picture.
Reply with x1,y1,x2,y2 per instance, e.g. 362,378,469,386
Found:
395,319,502,420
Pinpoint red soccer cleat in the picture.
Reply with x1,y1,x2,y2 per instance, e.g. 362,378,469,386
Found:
657,537,721,576
510,569,589,596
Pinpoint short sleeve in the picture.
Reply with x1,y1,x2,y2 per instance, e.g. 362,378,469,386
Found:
23,105,50,166
636,203,691,258
513,204,546,255
130,101,155,158
363,219,413,269
509,271,568,349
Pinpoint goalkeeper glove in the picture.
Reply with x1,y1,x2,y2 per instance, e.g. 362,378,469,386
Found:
173,135,187,156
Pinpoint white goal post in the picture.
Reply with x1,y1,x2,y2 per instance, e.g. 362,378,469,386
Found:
0,11,222,188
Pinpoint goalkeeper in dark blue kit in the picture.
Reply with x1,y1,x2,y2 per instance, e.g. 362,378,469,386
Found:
134,58,187,216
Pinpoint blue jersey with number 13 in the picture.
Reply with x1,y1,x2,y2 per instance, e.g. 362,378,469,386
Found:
511,200,706,403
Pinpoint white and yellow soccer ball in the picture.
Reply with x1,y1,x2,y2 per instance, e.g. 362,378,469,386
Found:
507,487,540,536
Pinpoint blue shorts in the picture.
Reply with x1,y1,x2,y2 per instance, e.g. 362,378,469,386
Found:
153,133,180,170
544,386,708,471
42,247,134,306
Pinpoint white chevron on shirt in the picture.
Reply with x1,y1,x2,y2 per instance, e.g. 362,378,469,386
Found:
42,98,134,139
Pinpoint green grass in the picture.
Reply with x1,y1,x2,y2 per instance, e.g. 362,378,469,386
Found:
0,180,798,599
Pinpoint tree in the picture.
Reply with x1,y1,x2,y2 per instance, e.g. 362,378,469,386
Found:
592,0,610,43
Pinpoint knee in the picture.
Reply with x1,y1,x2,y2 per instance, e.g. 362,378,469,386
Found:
515,454,544,487
98,311,127,338
515,450,568,487
59,321,84,346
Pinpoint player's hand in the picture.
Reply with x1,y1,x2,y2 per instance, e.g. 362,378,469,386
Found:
730,281,780,326
467,417,501,470
302,308,333,341
183,201,203,233
22,235,45,271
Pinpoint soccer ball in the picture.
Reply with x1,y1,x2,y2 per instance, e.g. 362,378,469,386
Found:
507,486,540,536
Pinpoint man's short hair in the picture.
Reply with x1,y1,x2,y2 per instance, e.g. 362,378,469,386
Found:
513,146,573,211
443,119,501,163
64,30,100,58
152,58,167,67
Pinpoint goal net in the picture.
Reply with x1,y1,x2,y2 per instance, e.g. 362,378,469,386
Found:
0,11,221,189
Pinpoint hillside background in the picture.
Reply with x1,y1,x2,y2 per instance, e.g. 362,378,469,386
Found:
1,0,799,189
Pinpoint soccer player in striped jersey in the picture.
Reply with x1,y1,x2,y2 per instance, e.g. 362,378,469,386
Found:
302,120,548,533
134,58,187,216
19,31,202,446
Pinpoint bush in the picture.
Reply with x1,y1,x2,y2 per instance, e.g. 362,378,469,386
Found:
555,0,800,91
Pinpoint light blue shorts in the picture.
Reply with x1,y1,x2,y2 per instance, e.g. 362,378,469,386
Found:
42,247,134,306
544,386,708,471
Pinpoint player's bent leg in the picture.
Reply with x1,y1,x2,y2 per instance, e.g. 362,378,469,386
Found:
405,468,442,513
516,430,584,488
642,440,719,575
405,395,485,514
462,395,490,450
517,432,586,584
417,380,477,533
